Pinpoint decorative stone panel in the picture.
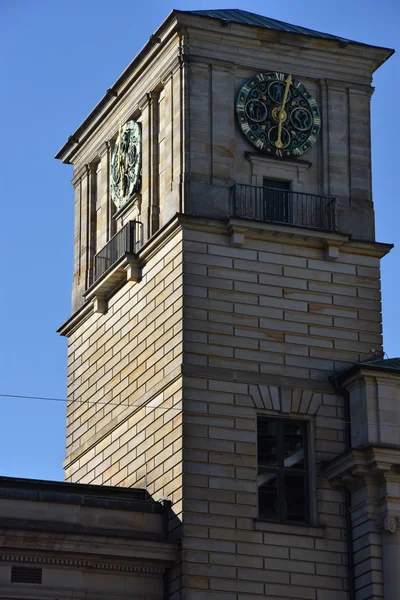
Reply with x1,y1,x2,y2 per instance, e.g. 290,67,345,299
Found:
249,384,322,415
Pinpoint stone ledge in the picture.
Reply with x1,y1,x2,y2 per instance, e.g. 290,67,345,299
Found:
254,519,326,538
84,254,141,314
0,530,178,566
323,446,400,491
0,553,167,574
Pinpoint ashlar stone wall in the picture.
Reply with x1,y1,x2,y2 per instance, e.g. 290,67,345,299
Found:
64,227,184,535
179,375,348,600
182,222,383,379
173,218,386,600
62,214,389,599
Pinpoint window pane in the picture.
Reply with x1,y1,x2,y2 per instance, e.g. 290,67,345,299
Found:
258,420,278,466
283,421,305,469
285,472,307,522
258,470,279,519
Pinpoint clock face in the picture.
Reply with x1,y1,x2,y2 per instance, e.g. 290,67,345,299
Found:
236,72,321,158
110,120,141,210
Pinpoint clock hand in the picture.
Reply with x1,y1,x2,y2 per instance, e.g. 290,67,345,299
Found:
117,123,124,197
275,73,292,149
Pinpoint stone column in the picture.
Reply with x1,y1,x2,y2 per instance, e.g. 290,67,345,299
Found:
378,517,400,600
149,89,160,236
71,167,83,312
102,140,116,243
139,94,151,242
85,162,98,289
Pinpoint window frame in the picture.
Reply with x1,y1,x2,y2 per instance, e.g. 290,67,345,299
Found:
257,415,314,525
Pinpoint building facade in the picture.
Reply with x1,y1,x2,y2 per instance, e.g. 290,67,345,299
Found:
0,476,177,599
53,8,399,600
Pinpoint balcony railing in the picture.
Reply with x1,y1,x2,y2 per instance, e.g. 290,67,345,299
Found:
94,220,143,283
233,184,337,232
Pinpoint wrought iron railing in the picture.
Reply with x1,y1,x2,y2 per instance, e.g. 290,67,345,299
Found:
94,220,143,282
233,184,337,232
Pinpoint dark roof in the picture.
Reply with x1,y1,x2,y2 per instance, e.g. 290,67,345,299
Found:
0,475,164,513
185,8,376,47
359,357,400,371
332,356,400,383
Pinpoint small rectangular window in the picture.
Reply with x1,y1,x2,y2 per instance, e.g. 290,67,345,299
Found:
257,417,309,523
11,566,42,584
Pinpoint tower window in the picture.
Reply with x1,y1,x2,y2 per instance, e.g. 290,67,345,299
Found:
257,417,309,523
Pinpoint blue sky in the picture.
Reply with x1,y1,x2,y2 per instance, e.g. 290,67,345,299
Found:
0,0,399,481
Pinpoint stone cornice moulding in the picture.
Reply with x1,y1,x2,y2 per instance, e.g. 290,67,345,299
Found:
188,54,237,73
182,363,335,395
97,140,111,160
324,446,400,491
184,28,380,85
71,163,90,187
325,78,374,95
58,216,184,335
245,152,312,174
58,214,391,335
160,55,182,84
333,364,400,390
56,18,181,164
0,553,166,574
71,67,167,168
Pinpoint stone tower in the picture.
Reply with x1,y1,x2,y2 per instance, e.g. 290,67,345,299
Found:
57,9,399,600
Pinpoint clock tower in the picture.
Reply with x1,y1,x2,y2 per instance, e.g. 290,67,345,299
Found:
57,9,399,600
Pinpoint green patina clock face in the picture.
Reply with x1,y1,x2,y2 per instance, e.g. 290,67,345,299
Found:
110,120,141,210
236,72,321,158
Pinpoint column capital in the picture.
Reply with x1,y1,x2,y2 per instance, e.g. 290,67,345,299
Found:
377,513,399,534
98,141,110,159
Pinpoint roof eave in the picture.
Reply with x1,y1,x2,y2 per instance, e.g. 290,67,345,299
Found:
331,361,400,385
55,9,395,164
176,8,394,71
55,9,181,164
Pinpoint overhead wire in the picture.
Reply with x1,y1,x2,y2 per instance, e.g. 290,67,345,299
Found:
0,393,399,427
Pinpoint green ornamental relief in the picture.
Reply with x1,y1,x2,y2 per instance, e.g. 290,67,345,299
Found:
110,120,142,210
236,72,321,158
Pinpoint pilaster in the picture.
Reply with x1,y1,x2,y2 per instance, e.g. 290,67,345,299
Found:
325,447,400,600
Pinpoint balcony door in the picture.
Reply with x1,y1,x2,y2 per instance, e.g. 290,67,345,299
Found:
263,178,291,225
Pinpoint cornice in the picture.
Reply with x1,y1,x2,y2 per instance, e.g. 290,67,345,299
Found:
324,446,400,491
57,300,93,337
342,239,393,258
58,215,183,336
56,15,181,164
182,363,334,394
332,361,400,388
58,213,392,338
188,54,237,73
0,553,165,574
71,164,90,187
97,141,110,160
245,151,312,173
